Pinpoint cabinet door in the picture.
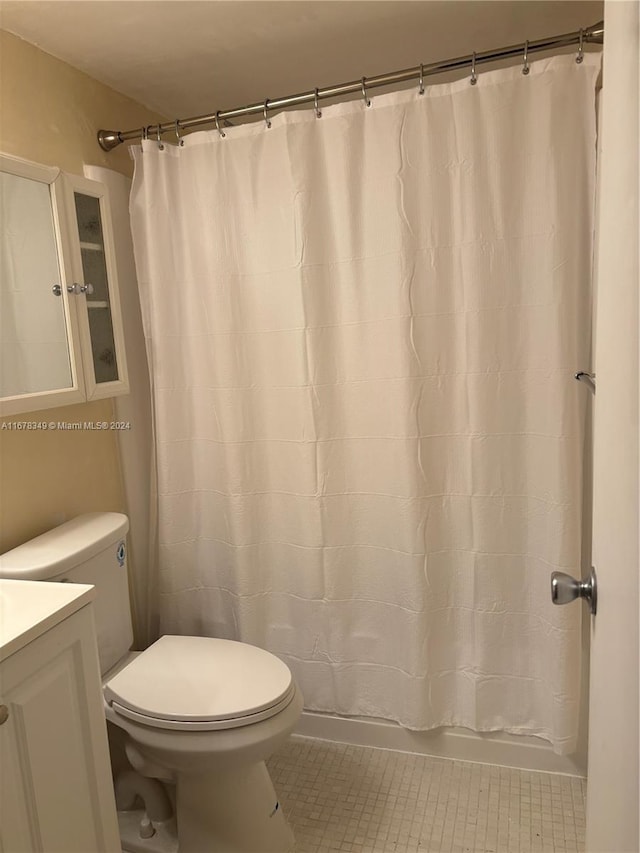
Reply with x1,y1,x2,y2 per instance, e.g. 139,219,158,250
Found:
63,174,129,400
0,154,86,416
0,606,120,853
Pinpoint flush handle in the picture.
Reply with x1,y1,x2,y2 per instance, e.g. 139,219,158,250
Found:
551,566,597,615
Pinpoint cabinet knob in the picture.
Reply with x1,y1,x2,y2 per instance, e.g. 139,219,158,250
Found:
0,705,9,725
67,282,94,295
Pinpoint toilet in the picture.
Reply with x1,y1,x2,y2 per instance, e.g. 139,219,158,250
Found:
0,512,303,853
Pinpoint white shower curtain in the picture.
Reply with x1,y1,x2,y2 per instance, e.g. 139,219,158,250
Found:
130,54,600,753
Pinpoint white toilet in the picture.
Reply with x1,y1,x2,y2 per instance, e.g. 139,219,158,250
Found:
0,512,303,853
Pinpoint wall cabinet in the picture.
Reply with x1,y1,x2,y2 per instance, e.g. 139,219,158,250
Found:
0,153,129,416
0,582,120,852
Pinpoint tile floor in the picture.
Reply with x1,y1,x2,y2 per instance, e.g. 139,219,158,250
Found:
268,737,586,853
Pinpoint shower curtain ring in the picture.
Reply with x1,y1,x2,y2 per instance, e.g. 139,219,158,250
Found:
314,88,322,118
470,51,478,85
576,28,584,63
215,111,226,139
264,99,272,129
156,124,164,150
418,63,425,95
141,125,149,142
175,119,184,146
522,40,530,75
361,77,371,107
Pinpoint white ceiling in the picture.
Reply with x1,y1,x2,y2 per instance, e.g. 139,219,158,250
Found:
0,1,603,125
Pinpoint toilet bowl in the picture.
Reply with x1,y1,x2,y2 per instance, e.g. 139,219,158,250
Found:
103,635,302,852
0,513,302,853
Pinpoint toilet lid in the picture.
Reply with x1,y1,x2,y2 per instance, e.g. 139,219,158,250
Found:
104,636,294,728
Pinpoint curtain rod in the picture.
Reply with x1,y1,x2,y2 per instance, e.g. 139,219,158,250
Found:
97,19,603,151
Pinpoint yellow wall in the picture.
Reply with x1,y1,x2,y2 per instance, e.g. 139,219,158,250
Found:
0,30,163,551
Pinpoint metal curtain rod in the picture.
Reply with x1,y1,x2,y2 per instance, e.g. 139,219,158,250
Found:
97,19,604,151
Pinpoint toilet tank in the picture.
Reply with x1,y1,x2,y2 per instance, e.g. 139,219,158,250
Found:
0,513,133,675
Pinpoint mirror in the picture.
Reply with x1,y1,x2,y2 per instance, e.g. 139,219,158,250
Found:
0,163,73,397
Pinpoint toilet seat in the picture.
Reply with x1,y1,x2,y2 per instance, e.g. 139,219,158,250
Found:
104,635,295,732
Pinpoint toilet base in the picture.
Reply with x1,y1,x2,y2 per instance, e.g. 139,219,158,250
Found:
176,760,295,853
118,808,177,853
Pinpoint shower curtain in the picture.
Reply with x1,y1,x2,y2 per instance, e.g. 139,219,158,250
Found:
130,54,600,753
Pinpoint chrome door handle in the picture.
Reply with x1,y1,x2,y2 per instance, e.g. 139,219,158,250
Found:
551,566,597,615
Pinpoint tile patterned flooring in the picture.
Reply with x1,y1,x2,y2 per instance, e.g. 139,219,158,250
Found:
268,737,586,853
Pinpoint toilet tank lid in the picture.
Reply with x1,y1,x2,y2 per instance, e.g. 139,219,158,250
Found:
0,513,129,580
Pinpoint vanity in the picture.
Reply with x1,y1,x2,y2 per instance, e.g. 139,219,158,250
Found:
0,579,120,852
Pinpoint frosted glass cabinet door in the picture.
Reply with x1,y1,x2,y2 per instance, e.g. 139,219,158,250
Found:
64,174,129,400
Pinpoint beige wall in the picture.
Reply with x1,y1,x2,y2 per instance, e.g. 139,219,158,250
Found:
0,30,163,551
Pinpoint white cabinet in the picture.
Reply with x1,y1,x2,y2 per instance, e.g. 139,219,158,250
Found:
0,153,129,416
0,580,120,852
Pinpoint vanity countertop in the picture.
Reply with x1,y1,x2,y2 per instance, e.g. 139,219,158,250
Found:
0,578,95,662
